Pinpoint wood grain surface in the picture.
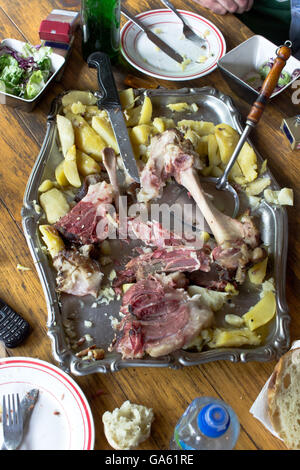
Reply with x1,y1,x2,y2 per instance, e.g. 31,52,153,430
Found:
0,0,299,451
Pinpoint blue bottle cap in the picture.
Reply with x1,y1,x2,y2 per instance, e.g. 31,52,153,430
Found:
198,403,230,438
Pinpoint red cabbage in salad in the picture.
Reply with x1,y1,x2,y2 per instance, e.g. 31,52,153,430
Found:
0,42,52,100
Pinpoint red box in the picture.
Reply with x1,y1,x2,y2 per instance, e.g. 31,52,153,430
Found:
39,20,71,44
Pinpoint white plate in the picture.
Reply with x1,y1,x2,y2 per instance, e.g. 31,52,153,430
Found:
120,9,226,81
0,357,95,450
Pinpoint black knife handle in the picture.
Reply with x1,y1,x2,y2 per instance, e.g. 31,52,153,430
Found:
87,52,120,109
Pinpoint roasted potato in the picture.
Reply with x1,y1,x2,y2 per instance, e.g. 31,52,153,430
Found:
38,179,55,192
76,150,101,176
63,145,81,188
188,285,228,312
56,115,75,158
91,116,119,153
243,291,276,331
39,224,65,258
65,113,106,161
39,188,70,224
246,177,271,196
55,160,69,187
139,96,152,125
119,88,135,110
177,119,215,136
61,90,97,107
248,257,268,284
124,105,142,127
208,327,261,348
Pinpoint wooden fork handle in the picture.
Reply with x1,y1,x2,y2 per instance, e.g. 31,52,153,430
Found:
247,43,292,126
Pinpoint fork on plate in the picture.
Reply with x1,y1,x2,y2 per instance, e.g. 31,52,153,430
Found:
2,394,24,450
160,0,207,49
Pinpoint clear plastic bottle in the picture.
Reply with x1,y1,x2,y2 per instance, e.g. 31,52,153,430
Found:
169,397,240,450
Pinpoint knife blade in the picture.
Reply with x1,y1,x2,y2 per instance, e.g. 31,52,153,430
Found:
1,389,39,450
121,7,184,64
87,52,140,184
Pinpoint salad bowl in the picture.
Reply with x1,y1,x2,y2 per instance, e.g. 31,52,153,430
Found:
0,38,65,112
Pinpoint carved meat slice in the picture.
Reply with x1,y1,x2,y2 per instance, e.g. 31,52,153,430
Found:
53,248,103,297
113,277,213,359
55,181,114,245
127,218,185,248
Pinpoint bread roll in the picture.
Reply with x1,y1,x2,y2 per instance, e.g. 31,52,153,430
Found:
268,348,300,449
102,401,154,450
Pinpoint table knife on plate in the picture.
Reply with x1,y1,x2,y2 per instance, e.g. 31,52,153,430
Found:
121,7,184,64
87,52,140,183
1,389,39,450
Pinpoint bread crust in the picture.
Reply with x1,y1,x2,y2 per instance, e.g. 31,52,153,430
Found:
267,348,300,449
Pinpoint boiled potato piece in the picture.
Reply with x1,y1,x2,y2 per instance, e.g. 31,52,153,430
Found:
264,188,294,206
188,285,228,312
70,101,86,115
119,88,135,110
167,102,190,112
139,96,152,125
184,130,208,157
56,115,75,158
153,116,176,132
208,328,261,348
39,225,65,258
66,113,106,161
39,188,70,224
91,116,119,153
130,125,152,146
237,142,258,182
214,123,239,164
177,119,215,136
55,160,69,186
124,105,142,127
61,90,97,107
248,257,268,284
38,179,55,192
246,177,271,196
207,134,221,166
83,106,108,120
63,145,81,188
76,150,101,176
224,314,245,327
243,291,276,331
152,117,166,133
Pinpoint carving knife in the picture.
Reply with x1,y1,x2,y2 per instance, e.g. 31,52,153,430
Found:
121,7,184,64
1,389,39,450
88,52,140,183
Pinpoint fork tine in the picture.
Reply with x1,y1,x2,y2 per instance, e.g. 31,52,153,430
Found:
16,394,22,427
2,394,6,425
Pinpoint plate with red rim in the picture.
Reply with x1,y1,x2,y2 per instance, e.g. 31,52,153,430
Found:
120,9,226,81
0,357,95,450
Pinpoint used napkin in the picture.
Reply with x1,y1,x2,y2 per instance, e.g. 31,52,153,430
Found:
250,340,300,440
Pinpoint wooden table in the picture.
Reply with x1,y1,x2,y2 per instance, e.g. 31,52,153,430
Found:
0,0,299,451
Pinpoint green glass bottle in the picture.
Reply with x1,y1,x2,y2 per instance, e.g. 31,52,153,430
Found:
81,0,121,63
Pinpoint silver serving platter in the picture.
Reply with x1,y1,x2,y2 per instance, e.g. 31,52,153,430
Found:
22,87,290,375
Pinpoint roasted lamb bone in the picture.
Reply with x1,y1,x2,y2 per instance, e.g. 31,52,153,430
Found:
55,181,114,245
113,277,213,359
53,248,103,298
137,128,203,203
138,129,262,281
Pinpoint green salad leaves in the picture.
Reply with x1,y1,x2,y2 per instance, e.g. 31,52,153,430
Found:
0,42,52,100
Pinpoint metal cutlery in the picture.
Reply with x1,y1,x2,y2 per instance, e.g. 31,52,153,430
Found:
160,0,207,49
2,393,23,450
87,51,140,183
121,7,184,64
1,389,39,450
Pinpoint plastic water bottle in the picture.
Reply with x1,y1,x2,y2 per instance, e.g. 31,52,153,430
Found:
169,397,240,450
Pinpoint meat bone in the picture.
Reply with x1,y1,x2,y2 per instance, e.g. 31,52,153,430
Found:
179,42,292,241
